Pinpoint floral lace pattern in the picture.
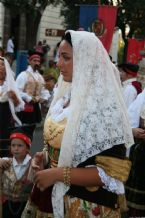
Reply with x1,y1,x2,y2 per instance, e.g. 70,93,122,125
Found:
97,167,124,194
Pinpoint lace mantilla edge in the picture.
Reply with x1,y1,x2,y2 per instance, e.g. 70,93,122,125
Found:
97,166,124,194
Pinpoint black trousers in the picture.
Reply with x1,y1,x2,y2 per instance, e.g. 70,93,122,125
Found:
3,200,26,218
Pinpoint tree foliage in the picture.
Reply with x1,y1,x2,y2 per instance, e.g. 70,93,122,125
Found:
0,0,57,49
117,0,145,40
0,0,55,13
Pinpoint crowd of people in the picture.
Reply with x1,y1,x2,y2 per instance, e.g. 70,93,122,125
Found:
0,30,144,218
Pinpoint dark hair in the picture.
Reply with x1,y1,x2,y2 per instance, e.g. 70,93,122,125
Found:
43,75,57,83
63,32,72,47
0,47,5,57
5,52,14,58
49,59,55,68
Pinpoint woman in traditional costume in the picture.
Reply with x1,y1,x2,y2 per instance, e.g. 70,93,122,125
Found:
0,57,24,157
22,30,133,218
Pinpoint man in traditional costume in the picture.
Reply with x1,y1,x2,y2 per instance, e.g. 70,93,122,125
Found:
118,63,142,108
16,50,50,128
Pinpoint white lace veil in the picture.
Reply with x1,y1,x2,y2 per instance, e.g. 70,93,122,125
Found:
50,30,134,217
1,57,24,125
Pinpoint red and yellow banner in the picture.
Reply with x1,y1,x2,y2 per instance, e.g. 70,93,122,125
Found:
79,5,118,52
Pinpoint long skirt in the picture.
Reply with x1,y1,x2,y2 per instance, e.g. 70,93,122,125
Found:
0,102,13,157
2,200,26,218
21,186,121,218
125,140,145,217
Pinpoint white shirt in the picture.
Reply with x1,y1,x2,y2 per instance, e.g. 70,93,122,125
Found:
122,78,138,108
3,154,31,179
128,88,145,128
16,65,49,102
0,82,8,102
6,38,14,53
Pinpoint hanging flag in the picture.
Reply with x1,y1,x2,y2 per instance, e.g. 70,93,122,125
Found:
127,38,145,64
79,5,118,52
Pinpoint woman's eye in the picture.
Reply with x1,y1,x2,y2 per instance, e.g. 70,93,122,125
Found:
63,55,71,61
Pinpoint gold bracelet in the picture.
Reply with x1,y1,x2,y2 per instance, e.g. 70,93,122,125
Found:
63,167,71,186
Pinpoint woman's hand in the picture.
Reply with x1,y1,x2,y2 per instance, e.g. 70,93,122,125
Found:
31,152,44,172
132,128,145,139
8,90,20,106
0,158,11,169
34,168,62,191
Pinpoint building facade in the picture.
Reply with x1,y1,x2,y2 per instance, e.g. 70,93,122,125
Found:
0,3,65,59
37,4,65,58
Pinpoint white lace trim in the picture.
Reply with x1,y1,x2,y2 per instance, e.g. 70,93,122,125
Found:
97,166,124,194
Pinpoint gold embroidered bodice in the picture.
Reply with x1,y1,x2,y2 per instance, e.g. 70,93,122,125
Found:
44,117,67,149
2,162,32,201
43,117,67,167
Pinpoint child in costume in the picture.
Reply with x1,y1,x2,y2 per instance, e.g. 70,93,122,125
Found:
0,125,35,218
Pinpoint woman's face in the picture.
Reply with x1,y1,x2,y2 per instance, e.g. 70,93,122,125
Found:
0,59,6,81
57,40,73,82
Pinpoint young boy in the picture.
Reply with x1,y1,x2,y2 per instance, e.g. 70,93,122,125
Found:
0,125,35,218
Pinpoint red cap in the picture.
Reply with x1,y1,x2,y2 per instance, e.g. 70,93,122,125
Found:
29,54,41,62
10,133,31,147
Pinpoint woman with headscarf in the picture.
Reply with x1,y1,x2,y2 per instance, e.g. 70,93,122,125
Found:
0,57,24,157
125,89,145,217
22,30,133,218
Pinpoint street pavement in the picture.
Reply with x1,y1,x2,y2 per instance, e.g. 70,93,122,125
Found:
31,122,44,156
